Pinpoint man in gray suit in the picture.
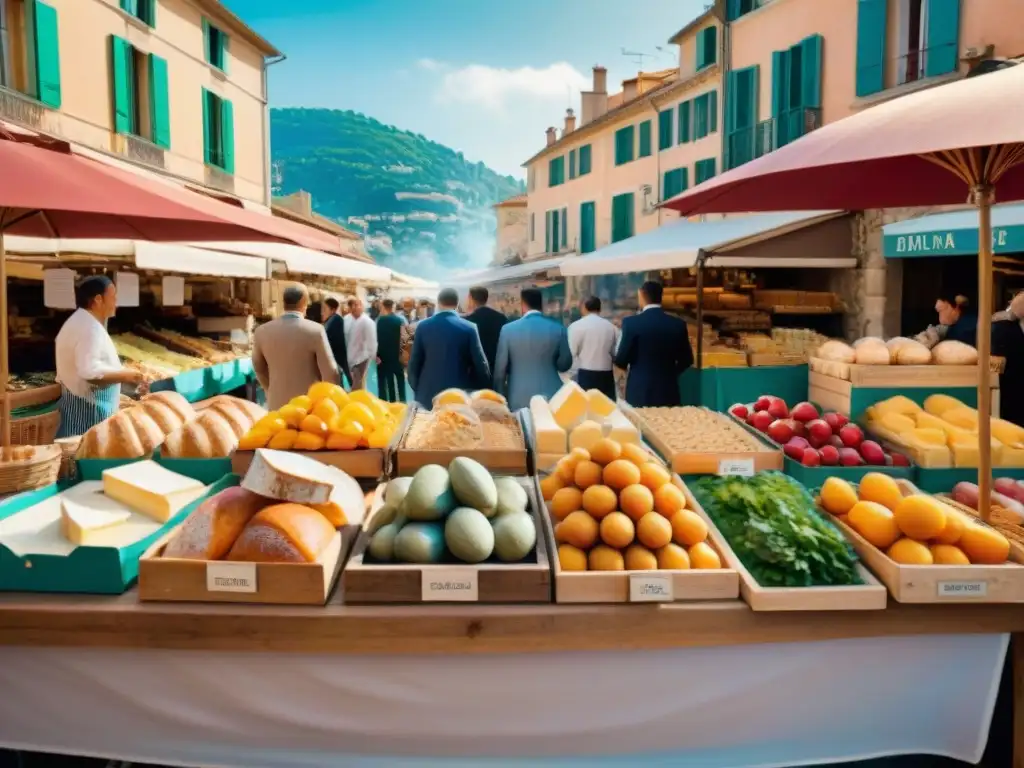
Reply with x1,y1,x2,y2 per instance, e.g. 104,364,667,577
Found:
493,287,572,411
252,284,339,410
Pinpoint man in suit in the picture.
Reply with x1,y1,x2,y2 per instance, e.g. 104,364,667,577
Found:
407,287,491,407
253,284,339,411
463,285,508,375
322,297,352,389
376,298,407,403
494,287,572,411
614,280,693,407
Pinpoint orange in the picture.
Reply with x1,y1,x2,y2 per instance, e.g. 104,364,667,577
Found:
568,446,592,464
603,459,641,491
958,523,1010,564
636,512,672,550
325,432,360,450
656,543,690,570
932,507,965,545
550,487,584,521
556,457,579,484
328,388,352,409
340,402,376,431
670,508,708,547
278,404,308,429
619,484,655,522
581,485,618,520
620,443,650,468
556,511,599,549
600,512,635,549
588,545,625,571
639,462,672,492
573,460,604,489
288,395,313,412
540,473,566,501
887,537,933,565
589,438,622,466
847,501,901,549
267,429,299,450
858,473,904,511
653,483,686,518
299,414,329,437
254,414,287,435
558,544,588,571
819,477,859,516
688,541,721,569
237,429,271,451
930,544,970,565
293,432,326,451
893,495,948,541
307,382,336,404
311,398,340,423
624,545,658,571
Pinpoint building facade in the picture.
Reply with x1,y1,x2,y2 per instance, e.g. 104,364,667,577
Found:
0,0,279,205
492,193,528,266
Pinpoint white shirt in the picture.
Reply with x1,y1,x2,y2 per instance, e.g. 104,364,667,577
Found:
54,308,122,399
568,312,619,372
642,304,662,312
343,313,354,344
347,313,377,367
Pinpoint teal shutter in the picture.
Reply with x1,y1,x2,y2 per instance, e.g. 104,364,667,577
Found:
202,19,211,64
709,90,718,133
771,50,787,146
658,109,673,150
705,27,717,66
222,34,230,74
544,211,552,253
221,98,235,174
561,207,568,248
678,100,690,143
726,0,741,21
663,168,687,200
120,0,138,14
548,157,558,187
144,0,155,25
800,35,823,109
580,202,595,254
855,0,887,97
201,88,213,164
611,194,634,243
148,54,170,148
569,149,577,179
615,126,634,165
696,30,705,71
32,1,61,108
925,0,960,77
638,120,652,157
111,36,133,134
579,144,591,175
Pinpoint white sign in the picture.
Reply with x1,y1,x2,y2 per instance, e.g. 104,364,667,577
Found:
937,580,988,598
422,568,478,601
206,562,257,593
43,268,76,309
162,275,185,306
629,574,674,602
718,458,755,477
115,272,139,307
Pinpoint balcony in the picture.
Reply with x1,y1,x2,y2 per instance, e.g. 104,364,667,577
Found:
0,87,46,130
726,108,822,170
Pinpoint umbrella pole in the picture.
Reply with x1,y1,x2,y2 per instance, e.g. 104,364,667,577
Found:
0,209,9,451
974,184,994,523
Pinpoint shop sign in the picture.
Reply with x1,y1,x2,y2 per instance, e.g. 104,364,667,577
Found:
892,227,1011,255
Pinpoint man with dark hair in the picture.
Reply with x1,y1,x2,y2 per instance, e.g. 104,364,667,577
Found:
407,288,490,406
464,284,507,374
614,280,693,407
252,282,339,410
568,295,619,400
54,275,148,437
494,287,572,410
375,298,407,402
323,297,352,388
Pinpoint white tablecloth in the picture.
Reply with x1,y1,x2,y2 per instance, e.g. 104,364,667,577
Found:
0,634,1007,768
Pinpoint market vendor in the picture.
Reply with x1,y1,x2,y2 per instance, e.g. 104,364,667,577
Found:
53,275,148,437
914,294,977,348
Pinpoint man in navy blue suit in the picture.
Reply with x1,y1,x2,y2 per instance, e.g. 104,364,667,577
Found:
407,287,491,407
614,280,693,407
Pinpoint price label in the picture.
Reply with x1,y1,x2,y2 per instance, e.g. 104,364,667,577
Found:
206,562,257,593
718,458,755,477
629,574,674,602
937,581,988,598
422,568,479,602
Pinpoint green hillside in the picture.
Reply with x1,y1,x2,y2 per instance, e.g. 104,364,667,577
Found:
270,108,524,275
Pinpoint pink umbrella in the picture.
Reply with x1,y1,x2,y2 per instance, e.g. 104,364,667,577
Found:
663,63,1024,520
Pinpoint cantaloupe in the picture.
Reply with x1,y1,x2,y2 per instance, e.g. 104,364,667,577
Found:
444,507,494,563
404,465,455,521
448,456,497,517
492,512,537,562
494,477,529,516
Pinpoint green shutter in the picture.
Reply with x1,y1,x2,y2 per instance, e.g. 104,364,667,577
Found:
569,149,577,180
696,29,706,71
111,36,133,134
638,120,652,157
855,0,887,97
144,0,155,26
611,193,634,243
221,97,235,174
561,207,568,248
658,109,673,150
580,202,595,254
32,1,61,108
678,100,690,143
544,211,552,253
663,168,687,200
579,144,591,175
709,90,718,133
201,88,213,164
695,95,709,139
705,27,717,66
120,0,138,14
771,50,787,146
222,34,230,74
614,126,634,165
548,156,559,187
202,19,211,64
801,35,824,109
148,54,170,148
726,0,741,21
925,0,960,77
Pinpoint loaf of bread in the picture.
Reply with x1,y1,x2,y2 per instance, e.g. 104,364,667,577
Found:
161,397,266,458
226,503,336,563
77,391,196,459
162,486,270,560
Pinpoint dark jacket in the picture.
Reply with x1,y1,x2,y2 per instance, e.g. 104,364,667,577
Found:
993,317,1024,428
464,305,508,373
376,312,407,367
946,312,978,346
614,307,693,407
323,313,352,387
407,310,491,407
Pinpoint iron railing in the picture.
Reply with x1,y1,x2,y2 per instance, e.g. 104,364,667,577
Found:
727,107,822,169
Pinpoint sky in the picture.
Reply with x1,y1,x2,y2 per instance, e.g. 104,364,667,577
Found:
226,0,712,177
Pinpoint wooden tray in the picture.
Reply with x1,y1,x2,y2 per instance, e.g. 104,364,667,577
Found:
7,383,61,410
342,478,552,604
808,358,998,388
231,448,387,479
690,483,888,611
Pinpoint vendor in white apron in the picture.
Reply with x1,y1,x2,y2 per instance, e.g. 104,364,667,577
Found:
53,275,147,438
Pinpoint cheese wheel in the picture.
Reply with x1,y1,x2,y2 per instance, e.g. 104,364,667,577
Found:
163,486,270,560
227,503,336,563
162,397,266,458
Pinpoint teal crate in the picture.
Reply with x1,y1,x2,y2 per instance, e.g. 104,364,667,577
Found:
679,365,809,411
77,455,232,485
150,358,255,403
0,460,235,594
914,467,1024,493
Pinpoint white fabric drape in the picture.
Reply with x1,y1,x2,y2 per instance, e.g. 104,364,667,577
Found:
0,634,1006,768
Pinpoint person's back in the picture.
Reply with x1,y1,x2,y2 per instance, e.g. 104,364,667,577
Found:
376,302,407,403
463,286,508,374
494,288,572,411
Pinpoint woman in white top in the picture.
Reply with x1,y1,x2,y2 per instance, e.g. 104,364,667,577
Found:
54,275,147,437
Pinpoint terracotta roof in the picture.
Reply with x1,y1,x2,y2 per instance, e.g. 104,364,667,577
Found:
196,0,281,57
494,194,527,207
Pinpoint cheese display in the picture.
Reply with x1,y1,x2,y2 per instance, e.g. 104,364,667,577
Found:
569,420,604,453
548,381,589,430
530,396,566,454
162,397,266,458
241,449,338,505
586,389,616,419
59,495,132,546
531,384,639,463
77,391,196,459
102,460,208,522
605,408,641,446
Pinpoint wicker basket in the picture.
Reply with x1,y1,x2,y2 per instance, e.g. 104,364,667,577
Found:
0,443,61,494
10,409,60,446
54,436,82,480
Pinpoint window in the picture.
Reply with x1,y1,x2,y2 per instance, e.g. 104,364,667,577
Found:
569,148,577,180
120,0,155,26
726,0,758,21
855,0,887,96
548,155,565,187
530,213,535,242
202,87,234,172
614,125,634,166
771,36,822,148
611,193,634,243
578,144,592,175
203,18,228,71
658,109,674,151
111,36,170,148
897,0,960,84
561,206,568,249
725,65,759,169
678,100,691,143
580,202,596,254
638,120,652,158
696,25,717,70
695,158,717,185
1,0,61,108
545,209,564,253
663,167,688,201
693,91,719,140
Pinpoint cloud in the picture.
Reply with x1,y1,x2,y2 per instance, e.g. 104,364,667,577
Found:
416,58,445,71
435,62,589,112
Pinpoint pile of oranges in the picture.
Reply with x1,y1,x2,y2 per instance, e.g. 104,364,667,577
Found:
542,437,722,572
237,382,406,452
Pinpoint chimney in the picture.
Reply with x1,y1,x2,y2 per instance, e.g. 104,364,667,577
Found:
563,108,576,135
545,126,557,146
580,65,609,126
593,66,607,94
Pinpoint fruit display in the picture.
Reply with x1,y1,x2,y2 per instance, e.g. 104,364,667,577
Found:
365,458,538,564
949,481,1024,548
691,473,862,587
542,437,723,573
814,337,979,367
237,383,406,452
730,395,911,469
865,394,1024,468
404,394,523,452
632,406,765,454
820,474,1013,566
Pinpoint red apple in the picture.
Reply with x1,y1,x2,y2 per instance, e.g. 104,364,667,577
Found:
860,440,886,466
828,435,845,450
839,447,864,467
766,399,790,420
806,419,833,448
754,396,773,412
784,441,806,461
729,403,749,420
839,424,864,449
823,412,844,433
890,452,910,467
750,411,774,432
790,402,819,423
801,447,822,467
787,436,811,451
819,445,840,466
833,412,850,429
767,419,795,445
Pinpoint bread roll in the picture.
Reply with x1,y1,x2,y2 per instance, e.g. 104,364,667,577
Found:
932,340,979,365
163,486,269,560
77,391,196,458
893,339,932,365
854,339,890,365
226,503,336,563
162,397,266,458
816,340,856,363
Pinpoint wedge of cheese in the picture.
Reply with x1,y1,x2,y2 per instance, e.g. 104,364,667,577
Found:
585,389,616,420
60,493,132,546
605,408,640,446
548,381,588,430
241,448,336,505
530,395,566,455
569,420,604,452
102,460,207,523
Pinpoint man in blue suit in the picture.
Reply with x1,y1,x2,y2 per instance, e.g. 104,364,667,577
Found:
494,288,572,411
407,287,491,407
614,280,693,407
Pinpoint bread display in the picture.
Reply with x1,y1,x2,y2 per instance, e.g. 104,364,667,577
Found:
161,397,266,458
226,503,336,563
162,486,270,560
77,391,196,459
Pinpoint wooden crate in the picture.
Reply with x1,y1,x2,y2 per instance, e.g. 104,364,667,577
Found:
690,484,888,611
231,448,386,479
342,478,552,604
540,476,740,604
808,358,997,388
747,352,806,367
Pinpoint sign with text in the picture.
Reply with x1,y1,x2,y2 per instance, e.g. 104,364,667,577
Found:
937,581,988,598
422,568,479,601
629,574,674,602
718,458,755,477
206,562,257,593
